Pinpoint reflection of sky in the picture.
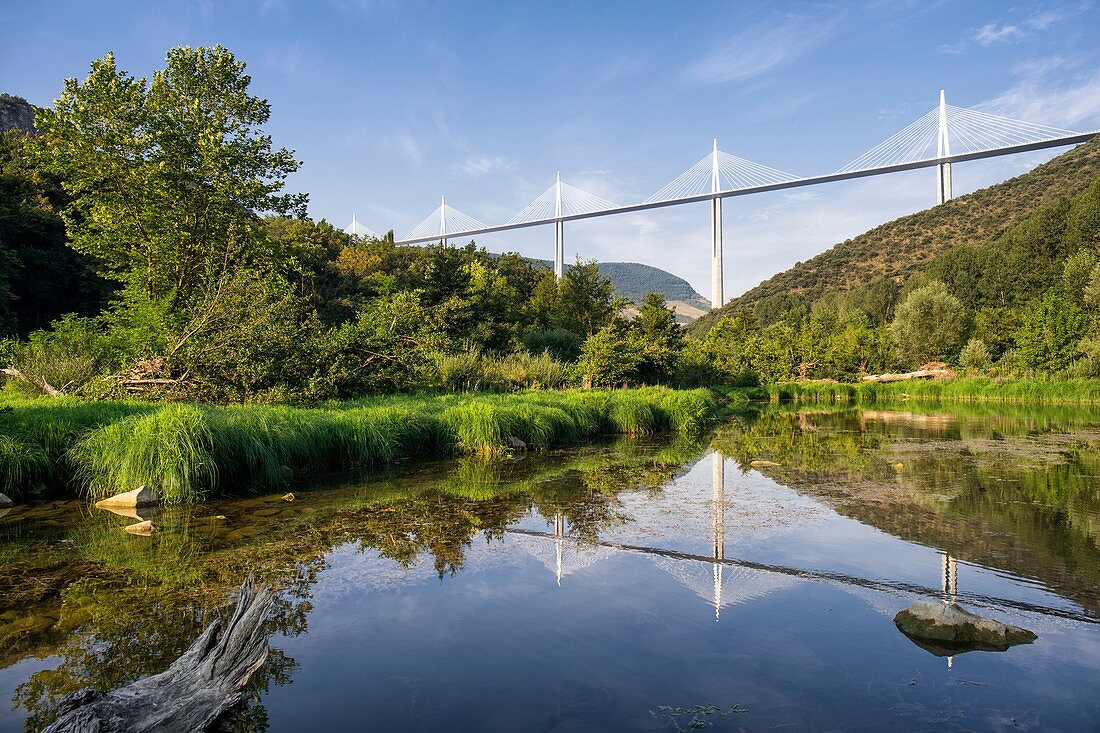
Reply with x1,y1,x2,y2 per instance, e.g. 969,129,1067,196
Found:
262,533,1100,732
270,443,1100,733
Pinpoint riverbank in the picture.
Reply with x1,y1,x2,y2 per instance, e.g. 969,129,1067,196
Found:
0,387,718,503
762,377,1100,406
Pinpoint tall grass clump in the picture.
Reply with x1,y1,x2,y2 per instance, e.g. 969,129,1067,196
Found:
11,387,718,502
71,405,218,504
0,435,48,497
767,377,1100,405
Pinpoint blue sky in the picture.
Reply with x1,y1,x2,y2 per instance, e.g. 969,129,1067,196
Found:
2,1,1098,301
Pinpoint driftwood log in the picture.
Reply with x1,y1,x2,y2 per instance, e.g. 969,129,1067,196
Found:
861,367,954,383
43,576,276,733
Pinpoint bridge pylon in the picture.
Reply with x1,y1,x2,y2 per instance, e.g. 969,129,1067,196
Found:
554,172,564,280
711,139,724,309
937,90,953,205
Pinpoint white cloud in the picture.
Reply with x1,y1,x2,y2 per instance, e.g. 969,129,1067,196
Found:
685,14,838,85
978,68,1100,129
458,156,512,177
937,41,967,55
383,133,424,165
974,22,1025,46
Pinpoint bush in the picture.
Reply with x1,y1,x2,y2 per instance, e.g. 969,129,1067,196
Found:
523,328,583,362
3,315,113,396
959,338,992,372
576,324,644,388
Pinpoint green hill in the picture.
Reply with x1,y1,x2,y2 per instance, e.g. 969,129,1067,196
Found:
697,139,1100,328
523,257,710,319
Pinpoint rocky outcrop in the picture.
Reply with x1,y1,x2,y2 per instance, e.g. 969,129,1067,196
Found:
0,492,13,508
0,94,35,133
894,600,1036,653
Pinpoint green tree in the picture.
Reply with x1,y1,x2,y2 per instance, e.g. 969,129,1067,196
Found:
1062,249,1098,306
32,46,306,356
557,258,619,336
576,322,644,388
1014,293,1086,371
891,280,968,366
633,292,683,383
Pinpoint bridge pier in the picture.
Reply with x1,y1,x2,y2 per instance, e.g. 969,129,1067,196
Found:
936,90,953,205
711,140,724,308
554,172,564,280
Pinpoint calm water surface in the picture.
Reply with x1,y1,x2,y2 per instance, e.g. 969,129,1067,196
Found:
2,403,1100,732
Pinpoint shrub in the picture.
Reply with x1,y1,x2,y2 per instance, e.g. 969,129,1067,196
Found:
523,328,583,362
959,338,992,372
4,315,113,396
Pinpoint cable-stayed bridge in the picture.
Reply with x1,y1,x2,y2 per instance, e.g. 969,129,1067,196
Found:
347,92,1099,308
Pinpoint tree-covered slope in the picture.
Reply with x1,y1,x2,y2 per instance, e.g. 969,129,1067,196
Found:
526,257,710,310
701,139,1100,325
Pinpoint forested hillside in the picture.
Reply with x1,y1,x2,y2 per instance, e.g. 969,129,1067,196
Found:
701,139,1100,326
525,257,710,321
683,148,1100,384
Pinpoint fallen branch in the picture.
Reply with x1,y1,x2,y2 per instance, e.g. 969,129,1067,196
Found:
1,367,63,396
861,368,954,383
43,575,276,733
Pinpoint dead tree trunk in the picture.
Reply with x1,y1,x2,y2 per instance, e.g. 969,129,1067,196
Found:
43,576,276,733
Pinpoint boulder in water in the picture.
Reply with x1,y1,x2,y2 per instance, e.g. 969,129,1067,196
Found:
123,520,158,536
506,436,527,451
894,600,1036,653
95,485,158,510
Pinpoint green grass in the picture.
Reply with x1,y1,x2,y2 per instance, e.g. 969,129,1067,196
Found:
762,377,1100,406
0,388,718,503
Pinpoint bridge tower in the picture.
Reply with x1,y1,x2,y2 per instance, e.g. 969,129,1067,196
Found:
936,90,953,205
439,195,448,247
554,172,564,280
711,139,724,308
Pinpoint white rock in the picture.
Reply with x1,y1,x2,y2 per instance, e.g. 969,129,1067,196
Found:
95,485,159,510
123,520,158,536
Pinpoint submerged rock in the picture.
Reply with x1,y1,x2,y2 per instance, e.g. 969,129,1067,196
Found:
0,492,13,507
123,520,158,536
894,600,1036,653
95,485,159,510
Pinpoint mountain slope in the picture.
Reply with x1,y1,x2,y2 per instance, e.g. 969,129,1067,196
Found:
0,94,35,133
525,257,710,320
700,139,1100,325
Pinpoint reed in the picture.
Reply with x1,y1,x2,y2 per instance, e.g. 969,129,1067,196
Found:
765,377,1100,405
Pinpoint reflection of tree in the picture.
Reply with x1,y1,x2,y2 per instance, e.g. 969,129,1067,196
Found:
4,433,709,730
